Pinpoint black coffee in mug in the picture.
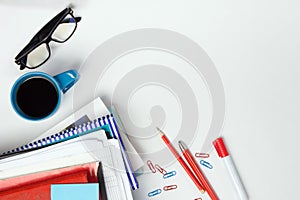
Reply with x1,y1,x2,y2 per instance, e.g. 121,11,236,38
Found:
11,70,79,121
16,77,59,118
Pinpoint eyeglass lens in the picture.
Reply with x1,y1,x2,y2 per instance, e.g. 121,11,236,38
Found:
51,14,77,42
26,43,50,68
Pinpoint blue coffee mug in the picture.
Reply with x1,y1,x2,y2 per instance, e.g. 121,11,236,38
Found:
11,70,79,120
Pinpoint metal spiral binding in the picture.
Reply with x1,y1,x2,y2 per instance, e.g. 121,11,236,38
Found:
2,116,113,155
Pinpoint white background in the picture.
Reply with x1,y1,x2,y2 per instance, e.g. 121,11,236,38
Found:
0,0,299,199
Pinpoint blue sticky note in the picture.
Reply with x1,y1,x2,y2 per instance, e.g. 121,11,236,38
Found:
51,183,99,200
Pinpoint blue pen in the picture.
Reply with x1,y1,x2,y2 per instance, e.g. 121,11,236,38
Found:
107,114,139,190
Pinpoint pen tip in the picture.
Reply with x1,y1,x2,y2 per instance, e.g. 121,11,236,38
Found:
156,127,165,137
178,140,187,150
201,189,205,194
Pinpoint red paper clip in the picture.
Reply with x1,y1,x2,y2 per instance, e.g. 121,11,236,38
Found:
155,164,167,175
147,160,156,173
163,185,178,191
195,152,210,158
194,198,202,200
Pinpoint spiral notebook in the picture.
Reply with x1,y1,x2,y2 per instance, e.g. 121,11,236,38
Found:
1,115,139,191
1,116,115,156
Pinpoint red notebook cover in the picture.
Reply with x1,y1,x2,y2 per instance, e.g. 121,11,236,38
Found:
0,163,98,200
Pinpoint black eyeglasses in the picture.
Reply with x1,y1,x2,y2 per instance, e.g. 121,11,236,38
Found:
15,7,81,70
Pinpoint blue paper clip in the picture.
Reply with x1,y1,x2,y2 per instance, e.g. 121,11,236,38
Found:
148,189,162,197
200,160,213,169
163,170,177,179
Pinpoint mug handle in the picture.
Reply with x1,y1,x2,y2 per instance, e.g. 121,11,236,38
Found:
53,70,79,93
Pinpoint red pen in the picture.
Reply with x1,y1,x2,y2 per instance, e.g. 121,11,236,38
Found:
157,128,205,194
179,141,219,200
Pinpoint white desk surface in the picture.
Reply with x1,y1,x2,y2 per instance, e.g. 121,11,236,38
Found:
0,1,299,199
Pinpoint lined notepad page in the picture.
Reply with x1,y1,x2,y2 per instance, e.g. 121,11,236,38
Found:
102,140,133,200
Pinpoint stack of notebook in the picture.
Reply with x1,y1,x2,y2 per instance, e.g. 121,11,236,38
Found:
0,97,143,200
